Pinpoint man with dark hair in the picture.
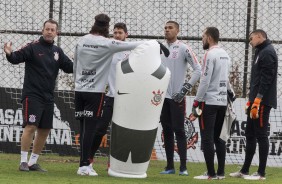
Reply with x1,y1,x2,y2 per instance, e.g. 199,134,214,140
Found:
113,22,128,33
192,27,232,180
230,29,277,180
74,14,145,176
159,20,201,176
3,19,73,172
89,13,111,37
88,22,130,168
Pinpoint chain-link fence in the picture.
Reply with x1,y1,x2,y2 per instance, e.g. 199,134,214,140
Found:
0,0,281,165
1,0,281,97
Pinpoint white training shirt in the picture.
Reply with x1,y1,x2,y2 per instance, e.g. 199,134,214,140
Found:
195,45,231,106
73,34,142,92
161,40,201,98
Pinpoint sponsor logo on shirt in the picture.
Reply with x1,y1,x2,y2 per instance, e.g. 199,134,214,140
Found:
82,70,96,75
83,44,98,48
217,98,227,102
220,57,229,60
81,83,95,89
220,82,226,87
219,91,227,95
80,78,95,83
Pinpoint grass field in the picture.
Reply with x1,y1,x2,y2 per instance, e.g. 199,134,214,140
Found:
0,153,281,184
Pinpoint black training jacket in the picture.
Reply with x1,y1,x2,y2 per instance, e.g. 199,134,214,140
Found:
249,39,278,108
6,36,73,102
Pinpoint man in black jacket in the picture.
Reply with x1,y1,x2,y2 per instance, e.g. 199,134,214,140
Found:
3,19,73,172
230,29,278,180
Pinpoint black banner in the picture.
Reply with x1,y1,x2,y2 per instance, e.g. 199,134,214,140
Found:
0,88,110,156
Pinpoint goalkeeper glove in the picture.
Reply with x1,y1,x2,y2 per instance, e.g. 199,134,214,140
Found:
250,98,262,119
157,41,170,57
172,83,192,103
245,101,251,115
191,100,202,117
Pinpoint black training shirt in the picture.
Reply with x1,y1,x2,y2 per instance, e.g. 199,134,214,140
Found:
6,36,73,102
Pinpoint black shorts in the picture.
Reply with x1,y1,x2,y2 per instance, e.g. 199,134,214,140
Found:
74,91,105,121
22,97,54,129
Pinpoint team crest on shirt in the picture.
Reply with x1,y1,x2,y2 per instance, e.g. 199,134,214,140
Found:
171,51,179,59
54,52,59,61
151,89,164,106
29,114,36,123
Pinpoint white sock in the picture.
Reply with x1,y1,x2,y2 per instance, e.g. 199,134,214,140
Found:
28,153,39,166
20,151,28,163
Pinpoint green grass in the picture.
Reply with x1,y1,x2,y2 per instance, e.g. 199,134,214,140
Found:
0,153,281,184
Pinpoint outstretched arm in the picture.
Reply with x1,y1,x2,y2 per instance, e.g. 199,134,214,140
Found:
4,41,32,64
4,42,12,56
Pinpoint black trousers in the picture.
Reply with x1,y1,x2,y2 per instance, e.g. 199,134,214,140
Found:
198,103,227,176
75,92,105,167
241,104,271,177
160,98,187,171
89,96,114,160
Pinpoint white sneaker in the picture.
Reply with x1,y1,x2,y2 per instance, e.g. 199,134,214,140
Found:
217,175,225,180
244,172,266,180
229,171,249,178
194,172,218,180
89,162,93,168
89,166,98,176
77,165,98,176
